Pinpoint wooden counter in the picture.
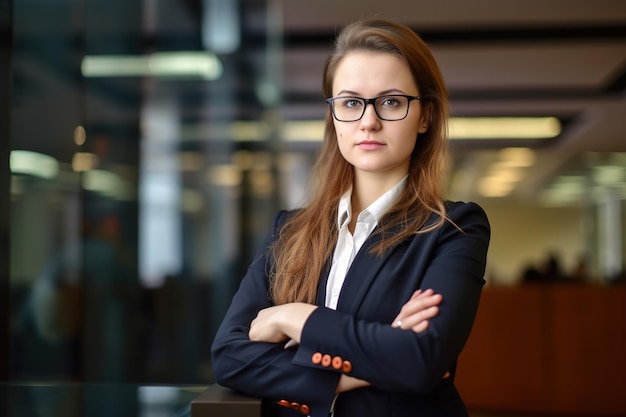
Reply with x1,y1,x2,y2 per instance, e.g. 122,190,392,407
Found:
456,284,626,415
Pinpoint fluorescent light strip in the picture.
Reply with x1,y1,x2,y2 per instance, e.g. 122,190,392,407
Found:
449,117,561,139
81,51,223,80
10,150,59,179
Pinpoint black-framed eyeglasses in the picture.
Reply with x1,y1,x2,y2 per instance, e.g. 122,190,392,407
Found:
326,94,421,122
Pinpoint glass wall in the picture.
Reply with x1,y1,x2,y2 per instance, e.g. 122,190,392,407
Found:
8,0,316,384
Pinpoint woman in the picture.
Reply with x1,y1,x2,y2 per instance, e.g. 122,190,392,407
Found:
211,18,490,417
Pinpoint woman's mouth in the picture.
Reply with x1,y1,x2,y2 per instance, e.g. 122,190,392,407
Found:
357,140,385,150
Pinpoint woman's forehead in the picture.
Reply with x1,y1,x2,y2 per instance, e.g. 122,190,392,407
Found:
332,52,417,94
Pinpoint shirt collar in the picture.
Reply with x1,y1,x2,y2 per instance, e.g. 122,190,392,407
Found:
337,189,352,229
336,175,408,229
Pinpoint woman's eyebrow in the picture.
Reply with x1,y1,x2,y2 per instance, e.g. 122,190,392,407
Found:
334,88,408,96
335,90,360,96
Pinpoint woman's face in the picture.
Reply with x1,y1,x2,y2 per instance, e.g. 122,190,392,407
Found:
331,51,426,183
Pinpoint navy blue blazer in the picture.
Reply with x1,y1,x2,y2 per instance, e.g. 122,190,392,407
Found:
211,201,490,417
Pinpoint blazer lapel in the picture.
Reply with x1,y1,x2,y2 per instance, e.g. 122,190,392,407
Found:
335,227,398,314
315,258,332,307
317,210,439,313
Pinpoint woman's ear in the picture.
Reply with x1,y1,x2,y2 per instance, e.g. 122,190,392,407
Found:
419,101,433,133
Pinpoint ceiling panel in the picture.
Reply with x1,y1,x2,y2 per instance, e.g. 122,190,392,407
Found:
281,0,626,31
432,42,626,90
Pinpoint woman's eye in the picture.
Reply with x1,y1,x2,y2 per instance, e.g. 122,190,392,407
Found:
344,99,362,108
381,97,400,107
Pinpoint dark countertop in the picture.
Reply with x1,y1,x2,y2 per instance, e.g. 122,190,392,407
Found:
3,382,209,417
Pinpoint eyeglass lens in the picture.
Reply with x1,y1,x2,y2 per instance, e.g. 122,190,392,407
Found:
332,95,410,121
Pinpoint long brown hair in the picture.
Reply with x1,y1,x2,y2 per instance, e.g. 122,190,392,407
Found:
270,19,450,305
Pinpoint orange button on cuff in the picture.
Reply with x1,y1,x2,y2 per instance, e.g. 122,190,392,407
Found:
331,356,343,370
276,400,310,415
321,354,332,367
311,352,322,364
342,360,353,373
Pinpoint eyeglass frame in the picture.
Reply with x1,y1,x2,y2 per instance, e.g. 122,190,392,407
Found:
325,94,422,122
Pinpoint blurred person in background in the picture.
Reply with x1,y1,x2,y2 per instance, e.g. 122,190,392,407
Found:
15,200,141,382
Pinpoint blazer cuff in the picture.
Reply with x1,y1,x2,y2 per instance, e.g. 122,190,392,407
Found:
292,308,355,375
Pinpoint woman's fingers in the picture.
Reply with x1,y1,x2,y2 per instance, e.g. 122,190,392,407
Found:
392,289,443,332
398,291,442,318
411,320,430,333
398,305,439,330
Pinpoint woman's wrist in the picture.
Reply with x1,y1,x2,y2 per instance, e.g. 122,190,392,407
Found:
336,375,370,393
281,303,318,343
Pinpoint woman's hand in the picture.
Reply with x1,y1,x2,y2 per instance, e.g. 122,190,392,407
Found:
392,289,442,333
249,302,318,344
336,374,370,393
336,290,444,394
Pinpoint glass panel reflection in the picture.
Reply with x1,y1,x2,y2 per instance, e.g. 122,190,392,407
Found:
9,0,294,386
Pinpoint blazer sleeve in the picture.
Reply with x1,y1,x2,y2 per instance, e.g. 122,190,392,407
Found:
210,210,340,414
291,201,490,394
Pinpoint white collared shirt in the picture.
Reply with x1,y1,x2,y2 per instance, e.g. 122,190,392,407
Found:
324,176,407,309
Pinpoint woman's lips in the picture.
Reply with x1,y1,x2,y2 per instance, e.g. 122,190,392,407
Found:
357,140,385,150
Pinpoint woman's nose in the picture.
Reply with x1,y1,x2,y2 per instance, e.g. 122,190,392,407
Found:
359,104,382,129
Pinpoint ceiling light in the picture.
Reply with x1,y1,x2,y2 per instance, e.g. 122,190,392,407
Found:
540,175,587,205
81,51,223,80
10,150,59,179
497,147,536,167
449,117,561,139
282,121,325,142
74,125,86,145
72,152,99,172
230,121,269,141
82,169,122,197
477,176,515,197
592,165,626,185
207,164,242,186
487,164,523,182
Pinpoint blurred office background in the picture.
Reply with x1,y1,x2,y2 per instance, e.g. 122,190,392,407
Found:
1,0,626,416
